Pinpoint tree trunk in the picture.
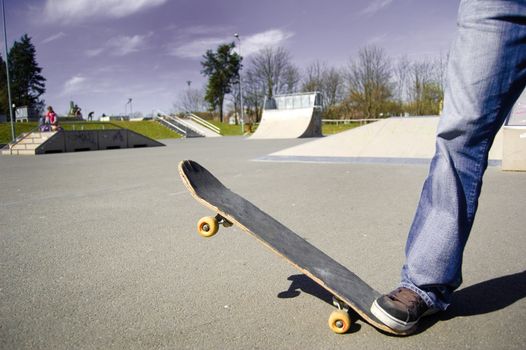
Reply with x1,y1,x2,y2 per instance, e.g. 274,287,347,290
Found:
219,94,224,123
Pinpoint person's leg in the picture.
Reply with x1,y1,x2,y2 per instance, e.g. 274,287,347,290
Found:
372,0,526,332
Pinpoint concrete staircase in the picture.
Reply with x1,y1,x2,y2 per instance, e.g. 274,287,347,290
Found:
1,131,57,155
157,114,222,138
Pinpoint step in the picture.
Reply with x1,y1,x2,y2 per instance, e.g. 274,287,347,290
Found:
12,143,40,150
14,149,36,155
28,131,55,139
20,137,46,144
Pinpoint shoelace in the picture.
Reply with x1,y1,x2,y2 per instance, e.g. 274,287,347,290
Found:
389,288,424,311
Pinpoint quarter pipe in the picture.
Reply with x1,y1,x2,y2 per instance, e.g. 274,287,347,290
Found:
250,92,323,139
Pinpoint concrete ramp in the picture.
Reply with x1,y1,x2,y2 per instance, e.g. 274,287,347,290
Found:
40,129,164,154
502,88,526,170
250,92,322,139
260,116,503,165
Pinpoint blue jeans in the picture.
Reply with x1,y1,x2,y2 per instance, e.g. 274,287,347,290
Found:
400,0,526,310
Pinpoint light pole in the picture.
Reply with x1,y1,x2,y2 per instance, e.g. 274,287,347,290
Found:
2,0,14,142
234,33,244,133
125,98,132,118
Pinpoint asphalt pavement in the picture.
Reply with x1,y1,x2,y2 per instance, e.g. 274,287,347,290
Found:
1,137,525,349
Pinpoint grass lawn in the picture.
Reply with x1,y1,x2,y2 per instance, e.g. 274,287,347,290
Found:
208,121,244,136
112,121,181,139
61,122,119,131
322,122,362,135
0,122,38,144
0,120,181,145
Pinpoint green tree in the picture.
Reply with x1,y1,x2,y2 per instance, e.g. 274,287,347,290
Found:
8,34,46,114
0,54,8,116
201,42,241,122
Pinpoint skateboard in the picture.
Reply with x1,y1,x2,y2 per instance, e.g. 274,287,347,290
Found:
179,160,404,335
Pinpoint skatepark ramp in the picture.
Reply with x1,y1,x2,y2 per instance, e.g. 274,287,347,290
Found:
261,116,503,165
2,127,164,155
157,114,221,138
502,88,526,170
250,92,323,139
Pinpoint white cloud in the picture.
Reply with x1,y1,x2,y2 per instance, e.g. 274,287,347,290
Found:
169,29,294,59
86,32,153,57
107,34,151,56
61,75,88,96
182,25,233,36
86,48,105,57
360,0,394,16
366,33,388,46
44,0,168,23
41,32,66,44
241,29,294,56
169,37,226,59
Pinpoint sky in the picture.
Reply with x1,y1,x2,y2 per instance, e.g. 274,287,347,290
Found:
2,0,460,117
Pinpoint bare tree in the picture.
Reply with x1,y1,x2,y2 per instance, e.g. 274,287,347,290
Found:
322,67,345,107
393,55,411,105
174,86,207,113
250,46,297,98
302,61,345,108
434,53,448,94
302,60,326,93
282,64,301,94
407,59,444,115
346,45,393,118
243,68,265,122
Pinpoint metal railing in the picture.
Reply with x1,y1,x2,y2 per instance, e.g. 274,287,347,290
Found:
188,113,221,134
157,117,189,137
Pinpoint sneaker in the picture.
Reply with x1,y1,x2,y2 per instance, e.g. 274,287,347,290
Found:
371,287,438,333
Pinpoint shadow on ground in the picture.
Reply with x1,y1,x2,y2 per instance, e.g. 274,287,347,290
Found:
278,271,526,334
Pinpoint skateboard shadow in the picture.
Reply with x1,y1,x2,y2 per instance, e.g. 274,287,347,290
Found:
277,274,334,305
417,270,526,332
277,274,363,333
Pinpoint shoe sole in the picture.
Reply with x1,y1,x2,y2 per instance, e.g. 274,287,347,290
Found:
370,300,439,333
370,300,417,333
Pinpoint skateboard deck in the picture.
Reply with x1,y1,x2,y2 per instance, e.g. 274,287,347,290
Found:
179,160,404,335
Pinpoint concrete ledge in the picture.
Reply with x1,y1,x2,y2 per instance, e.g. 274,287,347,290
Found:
35,130,164,154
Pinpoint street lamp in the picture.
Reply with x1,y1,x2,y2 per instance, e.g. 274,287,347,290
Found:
234,33,244,133
2,0,14,142
125,98,132,118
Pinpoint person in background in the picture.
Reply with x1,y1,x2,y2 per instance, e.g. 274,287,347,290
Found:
46,106,60,131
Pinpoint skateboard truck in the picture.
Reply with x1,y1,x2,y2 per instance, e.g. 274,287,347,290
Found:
197,214,233,237
329,297,351,334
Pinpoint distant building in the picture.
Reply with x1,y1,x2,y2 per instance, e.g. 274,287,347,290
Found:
15,106,39,122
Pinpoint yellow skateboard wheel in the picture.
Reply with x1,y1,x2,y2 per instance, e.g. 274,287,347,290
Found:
328,310,351,334
197,216,219,237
